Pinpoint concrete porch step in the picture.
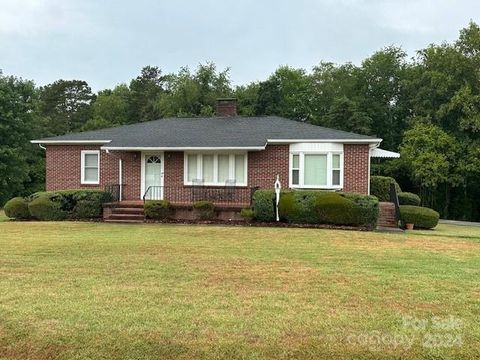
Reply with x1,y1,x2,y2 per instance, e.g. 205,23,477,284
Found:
108,214,144,221
112,207,144,215
104,219,144,224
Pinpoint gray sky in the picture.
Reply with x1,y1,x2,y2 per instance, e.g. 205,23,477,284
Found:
1,0,479,91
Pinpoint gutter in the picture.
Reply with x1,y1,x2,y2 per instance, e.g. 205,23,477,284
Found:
30,140,112,145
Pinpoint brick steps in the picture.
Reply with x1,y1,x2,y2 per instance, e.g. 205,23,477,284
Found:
377,202,398,229
104,202,145,223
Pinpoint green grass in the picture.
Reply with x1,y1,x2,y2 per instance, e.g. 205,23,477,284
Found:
0,221,479,359
0,210,7,222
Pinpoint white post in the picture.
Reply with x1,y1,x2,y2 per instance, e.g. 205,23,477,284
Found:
274,174,281,222
119,158,123,202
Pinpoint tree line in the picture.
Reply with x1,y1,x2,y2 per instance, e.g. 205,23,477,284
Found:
1,22,480,220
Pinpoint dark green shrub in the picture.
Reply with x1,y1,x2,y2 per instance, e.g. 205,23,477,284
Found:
398,192,421,206
28,195,66,221
4,197,30,220
252,190,275,222
400,205,439,229
278,190,325,224
340,193,379,228
74,200,102,219
252,189,378,228
193,201,215,220
370,176,401,202
145,200,173,220
314,193,362,226
240,208,255,221
25,190,111,220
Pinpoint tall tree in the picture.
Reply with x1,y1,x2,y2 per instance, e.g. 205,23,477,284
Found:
0,74,39,205
129,66,166,122
255,66,313,121
36,80,95,136
156,63,232,117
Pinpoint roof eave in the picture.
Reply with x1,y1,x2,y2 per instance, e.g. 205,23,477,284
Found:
31,140,112,145
100,146,266,151
266,138,382,144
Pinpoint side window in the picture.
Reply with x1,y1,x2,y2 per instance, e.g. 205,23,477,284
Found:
81,151,100,184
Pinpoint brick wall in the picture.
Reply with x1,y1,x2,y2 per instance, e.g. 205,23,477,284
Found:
45,143,369,202
248,145,289,188
343,144,370,194
162,147,289,204
45,145,141,200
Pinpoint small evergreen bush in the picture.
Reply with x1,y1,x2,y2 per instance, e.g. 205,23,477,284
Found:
193,201,215,220
252,190,276,222
28,194,66,221
370,176,401,202
398,192,421,206
144,200,173,220
4,197,30,220
400,205,439,229
240,208,255,221
74,200,103,219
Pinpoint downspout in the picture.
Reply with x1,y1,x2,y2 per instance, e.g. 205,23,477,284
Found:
38,144,46,150
119,159,123,202
368,143,381,195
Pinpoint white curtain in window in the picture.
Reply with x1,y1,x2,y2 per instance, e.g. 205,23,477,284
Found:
304,154,327,186
187,154,197,182
202,155,214,182
234,155,245,183
218,155,230,183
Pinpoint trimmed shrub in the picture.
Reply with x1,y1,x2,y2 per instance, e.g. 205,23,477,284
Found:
340,193,379,228
193,201,215,220
24,189,111,221
259,189,379,228
28,194,66,221
398,192,421,206
314,193,362,226
252,190,275,222
4,197,30,220
145,200,172,220
400,205,439,229
240,208,255,221
278,190,322,224
74,200,103,219
370,176,401,202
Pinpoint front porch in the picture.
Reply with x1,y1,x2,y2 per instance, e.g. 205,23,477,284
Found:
105,184,258,208
103,198,249,223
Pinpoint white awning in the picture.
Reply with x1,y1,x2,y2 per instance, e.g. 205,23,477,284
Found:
371,148,400,158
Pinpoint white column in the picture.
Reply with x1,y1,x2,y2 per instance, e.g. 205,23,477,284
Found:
119,159,123,202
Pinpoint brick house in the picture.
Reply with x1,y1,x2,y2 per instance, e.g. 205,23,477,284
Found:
32,99,392,208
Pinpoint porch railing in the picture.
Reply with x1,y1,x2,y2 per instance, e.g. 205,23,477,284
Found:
105,184,126,202
143,185,259,207
389,182,401,223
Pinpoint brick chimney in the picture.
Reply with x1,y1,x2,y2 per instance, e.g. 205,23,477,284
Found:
216,98,237,116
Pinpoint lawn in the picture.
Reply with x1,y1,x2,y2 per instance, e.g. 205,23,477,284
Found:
0,219,479,359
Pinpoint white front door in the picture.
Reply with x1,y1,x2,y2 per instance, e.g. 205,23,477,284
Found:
144,154,163,200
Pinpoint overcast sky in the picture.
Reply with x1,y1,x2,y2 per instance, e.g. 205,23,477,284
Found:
1,0,479,91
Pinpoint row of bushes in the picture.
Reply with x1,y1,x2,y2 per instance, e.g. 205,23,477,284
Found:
252,190,379,229
4,190,112,221
144,200,216,220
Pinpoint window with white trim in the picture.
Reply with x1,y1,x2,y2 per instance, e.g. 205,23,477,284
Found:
81,150,100,184
290,152,343,189
184,153,247,186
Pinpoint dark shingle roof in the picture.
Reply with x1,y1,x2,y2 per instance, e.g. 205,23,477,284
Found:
33,116,380,148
